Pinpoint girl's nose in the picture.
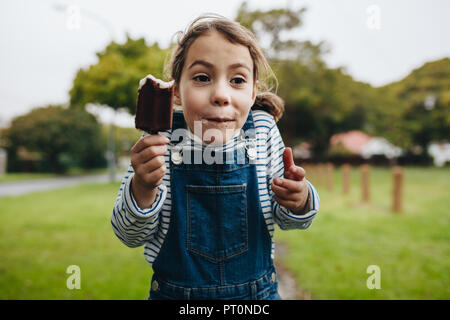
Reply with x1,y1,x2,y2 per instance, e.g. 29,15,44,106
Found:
211,82,230,107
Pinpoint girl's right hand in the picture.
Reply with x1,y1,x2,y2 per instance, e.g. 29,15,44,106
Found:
130,134,169,208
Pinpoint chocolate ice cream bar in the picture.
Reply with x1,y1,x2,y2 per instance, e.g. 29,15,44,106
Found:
135,74,174,133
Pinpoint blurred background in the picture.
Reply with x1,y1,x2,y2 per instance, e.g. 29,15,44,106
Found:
0,0,448,299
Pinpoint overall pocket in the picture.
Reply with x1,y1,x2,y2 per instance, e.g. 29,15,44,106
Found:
186,184,248,262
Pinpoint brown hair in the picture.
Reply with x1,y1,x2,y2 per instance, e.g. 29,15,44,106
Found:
165,14,285,122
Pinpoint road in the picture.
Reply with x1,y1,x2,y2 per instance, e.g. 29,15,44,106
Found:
0,174,118,197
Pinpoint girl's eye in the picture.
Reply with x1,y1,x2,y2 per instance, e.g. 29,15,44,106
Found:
231,77,246,85
193,75,210,82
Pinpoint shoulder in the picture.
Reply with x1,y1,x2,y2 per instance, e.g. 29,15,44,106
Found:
251,109,277,132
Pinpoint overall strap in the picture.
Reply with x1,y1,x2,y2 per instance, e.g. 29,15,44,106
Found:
170,110,187,144
241,110,256,139
172,110,186,129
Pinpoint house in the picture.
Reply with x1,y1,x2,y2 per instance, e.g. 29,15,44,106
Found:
330,130,403,160
330,130,372,156
293,142,312,160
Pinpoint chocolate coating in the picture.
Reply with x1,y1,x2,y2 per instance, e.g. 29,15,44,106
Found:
135,78,173,133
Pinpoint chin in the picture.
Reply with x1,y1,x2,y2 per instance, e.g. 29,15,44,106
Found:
202,127,238,145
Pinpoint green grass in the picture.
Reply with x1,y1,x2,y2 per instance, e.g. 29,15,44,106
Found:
0,183,152,300
0,167,448,299
0,172,58,182
274,167,450,299
0,168,109,183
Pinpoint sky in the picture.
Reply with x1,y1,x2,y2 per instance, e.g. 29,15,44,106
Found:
0,0,449,128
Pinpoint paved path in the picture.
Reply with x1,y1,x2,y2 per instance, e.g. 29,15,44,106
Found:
0,174,117,197
275,242,312,300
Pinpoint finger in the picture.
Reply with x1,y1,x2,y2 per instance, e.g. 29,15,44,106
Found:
284,169,293,180
272,183,296,201
136,156,166,176
136,145,168,164
137,163,166,187
273,194,299,209
288,165,306,181
131,133,170,154
273,177,303,193
282,147,295,171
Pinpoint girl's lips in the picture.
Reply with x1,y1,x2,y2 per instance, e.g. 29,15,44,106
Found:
205,118,235,122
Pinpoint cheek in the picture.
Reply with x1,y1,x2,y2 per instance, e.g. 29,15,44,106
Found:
238,86,256,105
181,88,205,131
236,90,255,115
182,87,205,112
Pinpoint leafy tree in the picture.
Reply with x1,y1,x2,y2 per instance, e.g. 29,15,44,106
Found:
4,105,105,173
70,36,168,115
236,2,409,160
236,3,377,158
382,58,450,153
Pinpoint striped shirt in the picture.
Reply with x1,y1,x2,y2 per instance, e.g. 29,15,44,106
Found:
111,110,320,266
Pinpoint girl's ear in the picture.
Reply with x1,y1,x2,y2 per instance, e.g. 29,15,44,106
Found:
173,82,182,106
251,80,259,103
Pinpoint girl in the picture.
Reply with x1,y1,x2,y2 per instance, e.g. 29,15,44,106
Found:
111,14,320,300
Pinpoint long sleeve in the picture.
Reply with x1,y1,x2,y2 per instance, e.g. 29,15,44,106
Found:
111,162,167,248
266,120,320,230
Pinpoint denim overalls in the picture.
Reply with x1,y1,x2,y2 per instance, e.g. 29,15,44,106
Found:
149,110,281,300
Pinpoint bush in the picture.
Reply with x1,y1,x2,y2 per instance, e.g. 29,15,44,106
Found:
4,105,106,173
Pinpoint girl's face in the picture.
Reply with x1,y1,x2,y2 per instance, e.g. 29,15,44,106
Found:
174,31,257,144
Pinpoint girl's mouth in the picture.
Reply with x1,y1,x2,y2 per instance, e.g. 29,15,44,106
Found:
205,118,235,123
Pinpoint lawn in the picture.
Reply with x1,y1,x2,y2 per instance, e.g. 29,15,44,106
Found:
0,183,152,300
0,168,109,183
0,167,448,299
274,166,450,299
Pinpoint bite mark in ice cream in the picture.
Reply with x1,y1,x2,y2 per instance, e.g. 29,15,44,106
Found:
135,74,174,133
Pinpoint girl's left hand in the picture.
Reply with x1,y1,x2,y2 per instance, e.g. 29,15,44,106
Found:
271,147,310,214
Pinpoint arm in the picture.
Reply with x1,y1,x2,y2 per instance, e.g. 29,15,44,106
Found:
111,133,169,248
266,122,320,230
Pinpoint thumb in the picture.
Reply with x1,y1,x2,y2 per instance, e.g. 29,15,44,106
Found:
283,147,295,172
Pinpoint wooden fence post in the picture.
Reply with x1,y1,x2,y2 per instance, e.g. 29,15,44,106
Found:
360,164,370,203
392,166,403,213
342,164,351,195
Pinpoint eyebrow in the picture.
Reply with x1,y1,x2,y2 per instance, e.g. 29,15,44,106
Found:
187,60,252,72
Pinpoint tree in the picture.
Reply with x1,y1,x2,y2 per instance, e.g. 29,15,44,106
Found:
4,105,105,173
69,36,169,115
382,58,450,154
235,2,407,160
235,1,326,63
236,2,377,159
69,36,168,180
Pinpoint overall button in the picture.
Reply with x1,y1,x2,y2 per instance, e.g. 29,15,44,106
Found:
247,148,257,160
270,273,276,283
171,151,183,165
151,280,159,291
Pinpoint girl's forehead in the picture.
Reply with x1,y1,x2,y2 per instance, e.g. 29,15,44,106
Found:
185,31,253,69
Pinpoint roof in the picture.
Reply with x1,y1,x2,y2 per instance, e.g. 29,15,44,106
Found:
330,130,373,155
